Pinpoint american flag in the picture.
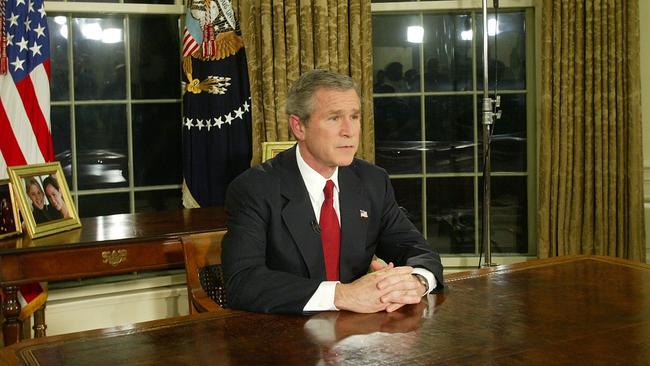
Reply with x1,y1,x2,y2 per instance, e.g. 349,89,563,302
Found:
0,0,51,321
0,0,53,180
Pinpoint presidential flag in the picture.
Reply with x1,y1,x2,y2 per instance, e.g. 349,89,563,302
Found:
0,0,51,319
181,0,252,207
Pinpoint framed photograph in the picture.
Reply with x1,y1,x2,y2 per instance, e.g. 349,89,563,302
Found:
261,141,295,162
7,162,81,239
0,179,21,239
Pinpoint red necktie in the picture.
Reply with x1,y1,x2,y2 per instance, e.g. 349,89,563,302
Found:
320,180,340,281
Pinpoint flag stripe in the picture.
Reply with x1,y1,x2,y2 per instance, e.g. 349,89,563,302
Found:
31,62,52,144
15,70,53,161
0,74,45,167
0,101,27,167
42,58,50,80
183,29,199,57
183,42,199,57
17,282,43,304
31,61,51,123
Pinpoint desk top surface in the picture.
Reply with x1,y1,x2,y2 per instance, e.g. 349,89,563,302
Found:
0,207,227,253
2,255,650,365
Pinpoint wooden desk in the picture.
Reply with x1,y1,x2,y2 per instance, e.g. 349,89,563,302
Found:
0,207,227,346
1,255,649,365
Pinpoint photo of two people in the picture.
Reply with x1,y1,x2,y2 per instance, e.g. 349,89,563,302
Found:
24,175,71,224
7,162,81,239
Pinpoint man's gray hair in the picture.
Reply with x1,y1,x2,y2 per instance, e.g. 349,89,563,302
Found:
285,69,360,123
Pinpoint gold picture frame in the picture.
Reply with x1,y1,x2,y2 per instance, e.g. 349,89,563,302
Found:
0,179,21,239
261,141,295,162
8,162,81,238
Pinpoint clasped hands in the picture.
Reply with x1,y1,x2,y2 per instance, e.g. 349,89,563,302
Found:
334,260,426,313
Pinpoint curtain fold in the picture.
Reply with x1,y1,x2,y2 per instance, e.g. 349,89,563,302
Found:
538,0,644,261
236,0,374,165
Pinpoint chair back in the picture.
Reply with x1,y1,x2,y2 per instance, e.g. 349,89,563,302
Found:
181,231,228,314
261,141,295,162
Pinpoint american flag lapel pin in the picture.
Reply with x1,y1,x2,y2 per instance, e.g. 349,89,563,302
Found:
360,210,368,219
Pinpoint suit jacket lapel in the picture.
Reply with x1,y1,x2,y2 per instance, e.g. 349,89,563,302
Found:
277,147,326,280
338,166,370,282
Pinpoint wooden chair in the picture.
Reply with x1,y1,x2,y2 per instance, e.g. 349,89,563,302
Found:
181,231,229,314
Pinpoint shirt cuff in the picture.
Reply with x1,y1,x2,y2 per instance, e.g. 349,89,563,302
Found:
412,268,436,295
303,281,339,311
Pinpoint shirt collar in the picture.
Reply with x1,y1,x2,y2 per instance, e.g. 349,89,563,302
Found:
296,144,339,196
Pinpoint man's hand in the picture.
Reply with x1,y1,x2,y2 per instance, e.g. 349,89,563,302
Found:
334,260,426,313
377,268,427,312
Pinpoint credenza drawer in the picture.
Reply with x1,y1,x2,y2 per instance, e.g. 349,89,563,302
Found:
0,239,185,284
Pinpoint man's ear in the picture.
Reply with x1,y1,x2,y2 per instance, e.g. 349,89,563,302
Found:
289,115,305,140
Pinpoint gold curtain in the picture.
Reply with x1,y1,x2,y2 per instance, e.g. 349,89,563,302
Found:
234,0,374,165
538,0,645,261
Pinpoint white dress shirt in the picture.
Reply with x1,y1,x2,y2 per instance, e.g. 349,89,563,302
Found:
296,145,435,311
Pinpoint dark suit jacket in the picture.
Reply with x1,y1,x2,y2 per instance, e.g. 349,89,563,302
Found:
222,146,443,313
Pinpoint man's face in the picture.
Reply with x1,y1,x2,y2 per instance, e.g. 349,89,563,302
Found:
290,88,361,178
28,184,45,209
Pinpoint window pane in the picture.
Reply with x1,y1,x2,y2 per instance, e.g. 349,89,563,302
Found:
135,190,182,212
426,177,475,254
425,95,475,173
479,176,528,254
423,13,473,92
132,103,182,186
478,94,527,172
78,193,129,218
51,106,71,159
75,105,128,189
51,106,73,187
372,14,420,93
392,178,423,233
476,11,526,90
130,15,180,99
374,96,422,174
73,16,126,100
48,15,69,101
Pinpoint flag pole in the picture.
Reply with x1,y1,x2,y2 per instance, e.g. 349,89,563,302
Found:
481,0,500,267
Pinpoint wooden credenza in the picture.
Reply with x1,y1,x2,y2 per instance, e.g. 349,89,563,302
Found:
0,207,227,346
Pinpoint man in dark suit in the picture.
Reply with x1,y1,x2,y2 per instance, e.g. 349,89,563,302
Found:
222,69,443,314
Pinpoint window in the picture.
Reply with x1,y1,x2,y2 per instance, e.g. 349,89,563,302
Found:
46,2,184,217
372,2,536,264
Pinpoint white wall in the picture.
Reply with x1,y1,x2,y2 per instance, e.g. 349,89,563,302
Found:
640,1,650,263
43,273,189,337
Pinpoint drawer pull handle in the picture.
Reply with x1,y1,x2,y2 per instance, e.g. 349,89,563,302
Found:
102,249,127,267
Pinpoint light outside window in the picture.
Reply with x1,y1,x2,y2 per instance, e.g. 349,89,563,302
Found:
46,2,183,217
372,2,536,260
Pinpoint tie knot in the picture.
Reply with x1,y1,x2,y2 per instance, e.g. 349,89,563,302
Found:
323,180,335,199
